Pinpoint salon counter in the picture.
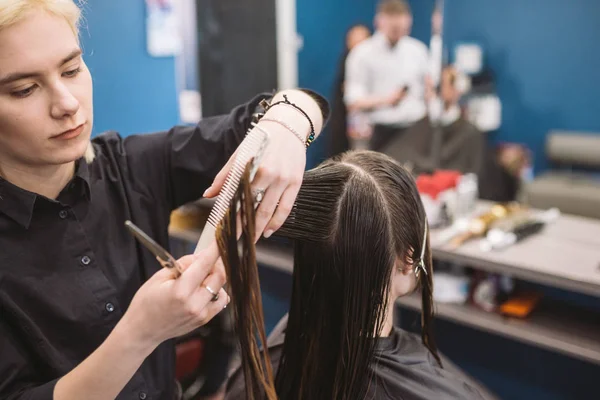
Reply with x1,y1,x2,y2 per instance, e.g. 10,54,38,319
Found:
430,202,600,297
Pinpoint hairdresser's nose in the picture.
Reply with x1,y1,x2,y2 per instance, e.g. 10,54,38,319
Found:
50,83,80,119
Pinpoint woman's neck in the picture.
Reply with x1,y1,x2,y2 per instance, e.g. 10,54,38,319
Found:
380,296,396,337
0,160,76,200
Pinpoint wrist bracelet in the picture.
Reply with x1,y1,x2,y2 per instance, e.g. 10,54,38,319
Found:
259,94,317,148
259,118,307,149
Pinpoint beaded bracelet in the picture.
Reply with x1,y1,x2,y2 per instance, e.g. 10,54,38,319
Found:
259,118,306,149
259,94,317,148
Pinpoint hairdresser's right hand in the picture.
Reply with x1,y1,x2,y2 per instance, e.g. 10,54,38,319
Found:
118,242,230,350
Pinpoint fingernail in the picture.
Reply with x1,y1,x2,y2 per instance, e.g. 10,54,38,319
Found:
202,187,210,197
264,230,273,239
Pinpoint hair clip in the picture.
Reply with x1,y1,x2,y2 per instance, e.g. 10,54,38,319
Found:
415,221,429,278
415,259,427,278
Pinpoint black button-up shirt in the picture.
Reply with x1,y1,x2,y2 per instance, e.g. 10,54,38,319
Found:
0,95,268,400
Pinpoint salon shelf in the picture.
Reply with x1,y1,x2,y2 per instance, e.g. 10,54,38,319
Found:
431,204,600,298
397,294,600,366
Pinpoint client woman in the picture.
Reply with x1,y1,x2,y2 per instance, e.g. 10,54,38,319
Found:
219,151,493,399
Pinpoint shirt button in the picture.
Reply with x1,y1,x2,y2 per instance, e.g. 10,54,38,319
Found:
80,255,91,266
105,303,115,313
139,392,147,400
59,210,68,219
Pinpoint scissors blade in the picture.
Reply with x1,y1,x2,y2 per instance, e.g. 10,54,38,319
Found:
125,221,176,266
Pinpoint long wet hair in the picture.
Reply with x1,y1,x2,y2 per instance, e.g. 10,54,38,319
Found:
217,150,440,400
276,151,440,400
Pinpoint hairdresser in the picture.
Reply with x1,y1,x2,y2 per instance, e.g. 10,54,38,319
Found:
0,1,328,400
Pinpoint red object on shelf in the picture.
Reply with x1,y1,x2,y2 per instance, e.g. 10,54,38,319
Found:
416,175,440,199
175,338,205,381
434,170,462,191
417,170,462,200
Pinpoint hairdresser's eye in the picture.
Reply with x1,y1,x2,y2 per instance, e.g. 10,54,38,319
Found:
11,85,37,98
63,67,81,78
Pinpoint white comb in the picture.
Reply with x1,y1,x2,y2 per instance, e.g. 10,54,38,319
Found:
194,122,270,254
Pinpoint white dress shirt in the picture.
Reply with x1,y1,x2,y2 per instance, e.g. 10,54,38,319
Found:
344,32,429,127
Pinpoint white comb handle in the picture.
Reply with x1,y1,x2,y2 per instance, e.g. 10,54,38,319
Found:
193,128,269,255
194,224,215,255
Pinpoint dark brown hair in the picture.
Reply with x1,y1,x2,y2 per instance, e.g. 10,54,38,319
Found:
216,163,277,400
217,150,440,400
378,0,411,15
275,150,440,400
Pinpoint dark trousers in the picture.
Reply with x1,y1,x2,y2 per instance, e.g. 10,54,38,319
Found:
371,124,410,152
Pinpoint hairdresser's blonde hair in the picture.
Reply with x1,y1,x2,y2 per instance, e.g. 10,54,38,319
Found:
0,0,82,35
0,0,95,163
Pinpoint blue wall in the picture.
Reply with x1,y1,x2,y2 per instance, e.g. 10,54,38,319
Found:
297,0,378,168
443,0,600,173
81,0,179,136
299,0,600,173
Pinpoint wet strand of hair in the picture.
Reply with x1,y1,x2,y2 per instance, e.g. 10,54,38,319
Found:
216,162,277,400
419,238,442,367
277,167,351,242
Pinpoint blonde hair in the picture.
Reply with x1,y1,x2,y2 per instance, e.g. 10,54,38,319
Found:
0,1,95,163
377,0,411,16
0,0,83,35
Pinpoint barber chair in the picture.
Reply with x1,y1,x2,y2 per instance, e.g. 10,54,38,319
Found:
523,131,600,219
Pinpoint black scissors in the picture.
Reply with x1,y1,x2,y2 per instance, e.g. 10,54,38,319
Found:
125,220,183,278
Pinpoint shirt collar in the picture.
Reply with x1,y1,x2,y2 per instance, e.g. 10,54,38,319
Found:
373,31,404,50
74,158,92,201
0,159,92,229
0,176,37,229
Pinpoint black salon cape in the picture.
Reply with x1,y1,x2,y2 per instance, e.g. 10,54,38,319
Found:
225,315,496,400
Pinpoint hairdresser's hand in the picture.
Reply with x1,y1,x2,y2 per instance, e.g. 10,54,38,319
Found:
118,242,229,350
248,120,307,240
203,132,305,241
205,105,326,241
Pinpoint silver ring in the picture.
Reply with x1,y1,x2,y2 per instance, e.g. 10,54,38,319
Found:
204,285,219,302
253,188,266,203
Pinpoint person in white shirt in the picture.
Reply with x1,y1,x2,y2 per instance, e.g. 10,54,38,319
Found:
345,0,430,151
385,65,484,175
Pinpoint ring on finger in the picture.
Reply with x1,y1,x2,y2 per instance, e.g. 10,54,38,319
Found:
204,285,219,302
252,188,266,203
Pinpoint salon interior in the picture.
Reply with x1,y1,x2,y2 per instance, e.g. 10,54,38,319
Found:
85,0,598,399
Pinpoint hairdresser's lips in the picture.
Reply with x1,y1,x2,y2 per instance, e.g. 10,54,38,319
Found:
51,123,85,140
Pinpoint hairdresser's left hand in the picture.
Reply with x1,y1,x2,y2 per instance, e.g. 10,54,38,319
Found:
204,123,306,240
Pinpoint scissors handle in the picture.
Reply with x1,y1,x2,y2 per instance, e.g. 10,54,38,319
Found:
124,220,183,278
157,256,182,278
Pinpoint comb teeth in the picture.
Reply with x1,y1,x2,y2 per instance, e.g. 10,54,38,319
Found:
207,128,269,228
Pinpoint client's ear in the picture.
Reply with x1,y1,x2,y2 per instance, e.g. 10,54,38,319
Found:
395,259,413,276
392,258,418,298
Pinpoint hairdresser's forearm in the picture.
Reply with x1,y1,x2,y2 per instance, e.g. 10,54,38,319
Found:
53,318,156,400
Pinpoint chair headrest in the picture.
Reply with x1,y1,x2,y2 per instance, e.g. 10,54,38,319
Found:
546,131,600,168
